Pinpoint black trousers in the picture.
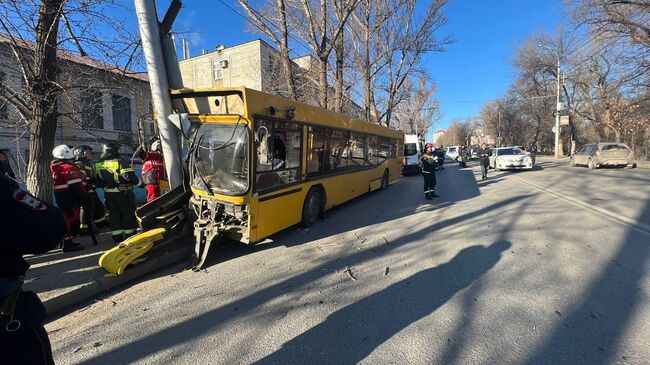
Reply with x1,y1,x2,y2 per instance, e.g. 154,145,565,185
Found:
105,190,138,242
80,190,106,227
0,291,53,365
422,171,436,195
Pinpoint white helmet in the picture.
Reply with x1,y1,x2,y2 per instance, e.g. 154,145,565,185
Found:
52,144,74,160
151,140,161,152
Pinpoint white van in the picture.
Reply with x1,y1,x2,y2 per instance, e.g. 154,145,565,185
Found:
445,146,460,161
402,134,421,174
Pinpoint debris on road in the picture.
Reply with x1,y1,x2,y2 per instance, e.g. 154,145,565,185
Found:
345,266,357,281
382,237,390,245
384,267,390,276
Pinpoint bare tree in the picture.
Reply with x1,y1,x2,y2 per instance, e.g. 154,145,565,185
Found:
570,0,650,48
374,0,449,126
292,0,360,108
0,0,141,201
395,74,439,137
237,0,297,99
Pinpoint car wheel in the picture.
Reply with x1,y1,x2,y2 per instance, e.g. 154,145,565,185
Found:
588,159,596,170
380,170,389,190
301,188,322,226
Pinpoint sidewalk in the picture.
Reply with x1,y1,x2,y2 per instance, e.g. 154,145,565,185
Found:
23,229,192,315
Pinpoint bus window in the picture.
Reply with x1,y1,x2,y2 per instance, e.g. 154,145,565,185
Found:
330,129,350,172
307,126,333,177
255,119,302,191
367,135,378,166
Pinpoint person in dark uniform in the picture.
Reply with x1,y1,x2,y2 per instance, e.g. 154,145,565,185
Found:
434,146,445,170
420,143,440,200
0,149,16,179
96,141,143,243
0,174,67,365
479,143,492,180
73,145,106,232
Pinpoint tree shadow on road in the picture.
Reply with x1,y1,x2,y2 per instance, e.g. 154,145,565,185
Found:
79,194,531,365
255,241,512,364
524,199,650,364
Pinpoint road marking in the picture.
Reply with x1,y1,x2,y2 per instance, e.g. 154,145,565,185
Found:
511,174,650,237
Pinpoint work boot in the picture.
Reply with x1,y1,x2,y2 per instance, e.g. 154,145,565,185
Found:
62,240,84,252
431,191,440,198
425,192,431,200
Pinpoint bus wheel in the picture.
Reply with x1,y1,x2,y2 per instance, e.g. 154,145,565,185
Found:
380,170,389,190
302,188,322,226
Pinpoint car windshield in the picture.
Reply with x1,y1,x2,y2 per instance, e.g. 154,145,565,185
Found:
404,143,418,156
499,147,525,156
191,122,249,195
448,147,457,153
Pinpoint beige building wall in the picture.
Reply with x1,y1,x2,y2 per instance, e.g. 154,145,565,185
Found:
179,40,263,90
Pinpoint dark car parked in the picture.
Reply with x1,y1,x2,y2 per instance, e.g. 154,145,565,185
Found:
570,142,635,169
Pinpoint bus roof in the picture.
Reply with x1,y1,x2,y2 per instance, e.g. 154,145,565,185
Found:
171,87,404,140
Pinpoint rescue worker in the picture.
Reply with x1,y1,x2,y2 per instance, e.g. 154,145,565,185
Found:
0,174,66,365
73,145,106,232
51,145,87,252
138,139,165,202
421,143,440,200
96,141,142,243
479,143,492,180
435,146,445,170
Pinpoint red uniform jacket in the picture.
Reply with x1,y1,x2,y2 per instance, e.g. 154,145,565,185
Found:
51,160,87,210
141,152,165,185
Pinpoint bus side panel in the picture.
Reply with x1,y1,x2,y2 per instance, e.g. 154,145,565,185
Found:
253,188,306,242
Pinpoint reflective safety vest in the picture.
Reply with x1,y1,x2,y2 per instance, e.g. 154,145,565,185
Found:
96,159,137,193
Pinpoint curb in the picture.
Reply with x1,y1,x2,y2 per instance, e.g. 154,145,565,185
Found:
43,244,192,315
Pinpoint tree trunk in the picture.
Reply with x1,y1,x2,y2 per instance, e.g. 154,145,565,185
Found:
277,0,296,100
26,0,64,203
334,34,344,113
318,55,328,109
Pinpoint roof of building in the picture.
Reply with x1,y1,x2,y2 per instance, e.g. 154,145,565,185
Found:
0,33,148,82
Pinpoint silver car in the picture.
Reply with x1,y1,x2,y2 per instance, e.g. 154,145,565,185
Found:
570,143,634,169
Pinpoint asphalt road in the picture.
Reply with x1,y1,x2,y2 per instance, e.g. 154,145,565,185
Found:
46,160,650,365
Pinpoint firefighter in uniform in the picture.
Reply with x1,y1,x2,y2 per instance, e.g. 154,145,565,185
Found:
73,145,106,231
96,141,142,243
51,145,87,252
421,143,440,200
138,139,165,202
1,174,66,364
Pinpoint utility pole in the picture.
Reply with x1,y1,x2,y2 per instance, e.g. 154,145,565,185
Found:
134,0,184,189
538,43,562,159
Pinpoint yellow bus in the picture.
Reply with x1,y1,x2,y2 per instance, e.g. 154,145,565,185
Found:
171,87,404,267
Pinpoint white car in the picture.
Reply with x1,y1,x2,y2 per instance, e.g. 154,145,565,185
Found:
445,146,460,161
489,146,533,170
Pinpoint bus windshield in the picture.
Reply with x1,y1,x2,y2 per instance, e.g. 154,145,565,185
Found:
191,123,249,195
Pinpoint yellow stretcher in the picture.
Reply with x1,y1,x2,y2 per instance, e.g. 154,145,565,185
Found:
99,228,166,275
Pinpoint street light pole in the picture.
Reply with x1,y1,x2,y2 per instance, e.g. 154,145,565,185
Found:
538,44,562,159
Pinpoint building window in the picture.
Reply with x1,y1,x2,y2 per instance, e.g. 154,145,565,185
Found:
112,95,132,131
213,60,223,81
80,89,103,129
0,72,8,120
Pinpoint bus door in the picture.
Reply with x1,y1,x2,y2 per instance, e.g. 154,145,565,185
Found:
252,118,305,240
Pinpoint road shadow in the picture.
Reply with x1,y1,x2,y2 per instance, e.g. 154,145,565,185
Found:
256,241,512,364
80,194,530,365
200,164,482,268
524,199,650,364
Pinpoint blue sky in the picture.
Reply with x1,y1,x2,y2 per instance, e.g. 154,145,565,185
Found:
119,0,567,141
